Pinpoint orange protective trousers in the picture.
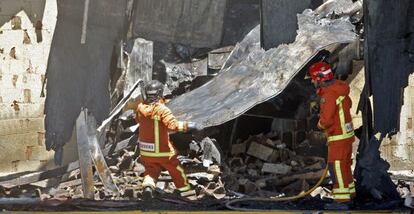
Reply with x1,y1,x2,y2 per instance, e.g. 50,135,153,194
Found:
141,155,190,192
327,140,355,202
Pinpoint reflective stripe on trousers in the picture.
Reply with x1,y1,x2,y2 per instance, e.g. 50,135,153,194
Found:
176,165,190,192
332,160,352,200
327,96,355,142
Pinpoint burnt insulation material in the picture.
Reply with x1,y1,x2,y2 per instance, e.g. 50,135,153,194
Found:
132,0,227,48
363,0,414,134
261,0,323,50
45,0,128,164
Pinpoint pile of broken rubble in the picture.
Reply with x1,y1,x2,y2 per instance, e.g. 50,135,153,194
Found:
223,132,327,199
36,131,328,202
0,129,413,210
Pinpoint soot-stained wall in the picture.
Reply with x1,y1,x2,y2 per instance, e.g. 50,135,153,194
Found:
45,0,127,164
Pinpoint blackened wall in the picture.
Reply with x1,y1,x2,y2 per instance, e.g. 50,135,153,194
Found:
221,0,260,46
45,0,127,164
364,0,414,134
261,0,322,50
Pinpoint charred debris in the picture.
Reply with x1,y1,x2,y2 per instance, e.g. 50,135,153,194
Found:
0,0,413,212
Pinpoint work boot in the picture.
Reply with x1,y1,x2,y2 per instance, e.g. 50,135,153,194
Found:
142,186,154,201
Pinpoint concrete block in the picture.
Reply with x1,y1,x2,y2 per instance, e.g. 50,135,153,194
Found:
304,161,324,171
247,169,259,177
262,163,292,175
229,157,244,168
238,178,257,194
231,142,246,155
247,141,274,161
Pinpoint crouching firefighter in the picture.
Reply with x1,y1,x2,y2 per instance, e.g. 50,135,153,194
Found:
308,62,356,207
135,80,202,200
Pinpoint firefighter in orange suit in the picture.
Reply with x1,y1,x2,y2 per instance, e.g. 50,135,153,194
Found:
135,80,202,200
308,62,356,205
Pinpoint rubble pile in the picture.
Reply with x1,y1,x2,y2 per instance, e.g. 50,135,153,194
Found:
20,144,226,202
222,133,327,198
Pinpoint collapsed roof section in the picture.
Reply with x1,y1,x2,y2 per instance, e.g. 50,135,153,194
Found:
168,7,358,128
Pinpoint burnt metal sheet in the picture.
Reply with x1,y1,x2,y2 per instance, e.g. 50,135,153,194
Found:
132,0,226,48
45,0,128,164
221,25,261,71
85,109,119,194
168,8,358,129
75,109,94,199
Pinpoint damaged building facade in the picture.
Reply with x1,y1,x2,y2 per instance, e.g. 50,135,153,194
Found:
0,0,413,211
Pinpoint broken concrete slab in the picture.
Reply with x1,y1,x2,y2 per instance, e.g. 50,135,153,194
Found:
261,163,292,175
247,142,274,161
238,178,258,194
247,169,259,177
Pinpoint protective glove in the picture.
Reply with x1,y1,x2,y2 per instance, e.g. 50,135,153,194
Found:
187,122,203,132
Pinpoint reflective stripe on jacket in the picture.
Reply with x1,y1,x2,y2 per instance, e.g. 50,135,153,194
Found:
136,100,188,157
318,80,355,144
327,96,355,142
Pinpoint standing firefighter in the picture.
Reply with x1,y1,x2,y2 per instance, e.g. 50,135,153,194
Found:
308,61,356,208
135,80,201,200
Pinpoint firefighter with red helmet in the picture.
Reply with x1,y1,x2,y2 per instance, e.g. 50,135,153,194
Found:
308,61,356,207
135,80,201,200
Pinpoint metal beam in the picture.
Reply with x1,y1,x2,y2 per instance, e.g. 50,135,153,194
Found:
76,109,94,199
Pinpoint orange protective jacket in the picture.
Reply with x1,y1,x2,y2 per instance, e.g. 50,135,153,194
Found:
135,100,188,157
317,80,355,144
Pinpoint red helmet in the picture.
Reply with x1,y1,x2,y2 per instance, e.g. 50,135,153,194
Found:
308,62,334,82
